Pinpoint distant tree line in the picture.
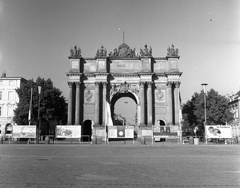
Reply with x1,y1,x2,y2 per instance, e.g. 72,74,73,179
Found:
14,77,67,127
182,89,234,134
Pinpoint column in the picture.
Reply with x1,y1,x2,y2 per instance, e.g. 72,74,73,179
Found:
147,82,153,126
102,82,107,126
75,82,80,125
67,82,73,125
174,82,180,125
94,82,100,126
140,82,145,126
167,82,173,125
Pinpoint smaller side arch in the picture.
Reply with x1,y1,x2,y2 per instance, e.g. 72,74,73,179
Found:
82,119,94,142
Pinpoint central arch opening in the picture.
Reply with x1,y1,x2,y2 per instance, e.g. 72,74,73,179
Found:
111,92,137,127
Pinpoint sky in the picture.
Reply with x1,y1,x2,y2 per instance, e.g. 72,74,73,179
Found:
0,0,240,123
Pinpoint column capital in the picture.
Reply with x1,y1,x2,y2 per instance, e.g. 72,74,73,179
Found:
140,82,145,87
167,81,173,87
75,82,80,87
102,82,107,87
174,82,181,88
95,82,101,86
146,82,152,87
68,82,74,88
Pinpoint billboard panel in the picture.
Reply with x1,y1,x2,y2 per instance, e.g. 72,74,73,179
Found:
206,125,232,139
153,125,178,137
56,125,81,138
108,126,134,138
12,126,36,138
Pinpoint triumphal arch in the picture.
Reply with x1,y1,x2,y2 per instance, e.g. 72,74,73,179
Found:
66,43,182,140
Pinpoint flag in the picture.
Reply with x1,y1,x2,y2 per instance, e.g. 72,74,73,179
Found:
105,101,113,126
28,87,33,125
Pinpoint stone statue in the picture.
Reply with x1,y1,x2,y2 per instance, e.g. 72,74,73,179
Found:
140,44,152,57
167,44,179,56
96,46,107,57
109,43,137,58
69,45,81,58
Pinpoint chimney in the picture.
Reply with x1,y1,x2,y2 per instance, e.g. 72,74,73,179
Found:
1,71,6,78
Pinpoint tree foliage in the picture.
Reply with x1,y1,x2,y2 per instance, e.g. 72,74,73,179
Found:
182,89,234,132
14,77,67,125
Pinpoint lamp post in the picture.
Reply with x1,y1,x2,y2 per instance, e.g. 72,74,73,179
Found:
201,83,208,144
37,85,41,144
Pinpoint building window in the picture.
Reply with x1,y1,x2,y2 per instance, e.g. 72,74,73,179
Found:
8,105,14,117
9,81,14,85
8,91,14,101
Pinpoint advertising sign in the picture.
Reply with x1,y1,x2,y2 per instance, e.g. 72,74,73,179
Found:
12,126,36,138
153,125,178,137
56,125,81,138
108,126,134,138
206,125,232,139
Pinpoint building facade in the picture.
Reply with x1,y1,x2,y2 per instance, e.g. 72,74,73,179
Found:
0,72,27,136
228,91,240,123
66,43,182,139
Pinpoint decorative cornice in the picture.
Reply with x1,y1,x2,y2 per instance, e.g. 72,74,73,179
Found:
155,73,167,77
112,73,139,78
138,73,154,77
165,72,183,76
66,72,82,76
84,73,95,77
93,73,109,77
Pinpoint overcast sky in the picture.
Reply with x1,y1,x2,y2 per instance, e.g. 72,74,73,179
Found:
1,0,240,105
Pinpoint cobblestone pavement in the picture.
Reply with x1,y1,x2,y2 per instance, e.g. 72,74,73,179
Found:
0,144,240,188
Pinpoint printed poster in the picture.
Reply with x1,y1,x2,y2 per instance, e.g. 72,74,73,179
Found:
206,125,232,138
56,125,81,138
12,126,36,138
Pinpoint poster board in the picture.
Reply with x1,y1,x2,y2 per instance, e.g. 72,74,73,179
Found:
153,125,178,137
108,126,134,138
56,125,81,138
206,125,232,139
12,125,36,139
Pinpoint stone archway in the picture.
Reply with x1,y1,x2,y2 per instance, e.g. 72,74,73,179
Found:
66,42,182,139
82,119,93,142
5,123,12,138
111,91,138,127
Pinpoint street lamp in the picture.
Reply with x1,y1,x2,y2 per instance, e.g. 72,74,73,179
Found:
201,83,208,144
37,85,41,144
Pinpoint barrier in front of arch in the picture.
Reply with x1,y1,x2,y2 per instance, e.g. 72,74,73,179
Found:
108,126,135,144
55,125,82,144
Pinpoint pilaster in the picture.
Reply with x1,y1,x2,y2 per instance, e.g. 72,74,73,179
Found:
140,82,145,126
147,82,153,126
67,82,73,125
75,82,80,125
102,82,107,126
167,82,173,125
94,82,100,126
174,82,181,125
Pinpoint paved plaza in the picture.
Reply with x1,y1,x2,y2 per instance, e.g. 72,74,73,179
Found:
0,143,240,188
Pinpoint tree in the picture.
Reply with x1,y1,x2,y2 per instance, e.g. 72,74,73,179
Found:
182,89,234,134
14,77,67,125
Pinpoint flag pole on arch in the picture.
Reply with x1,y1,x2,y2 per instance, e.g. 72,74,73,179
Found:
28,80,33,126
